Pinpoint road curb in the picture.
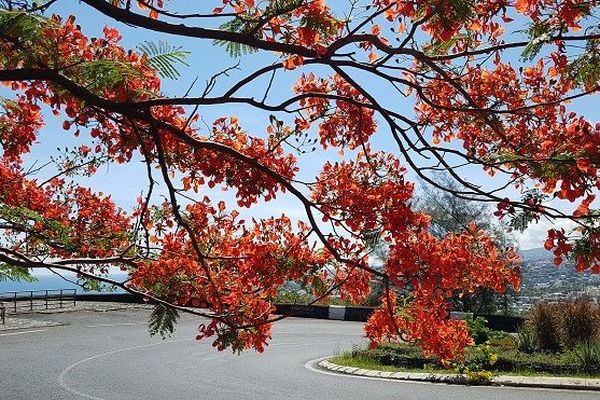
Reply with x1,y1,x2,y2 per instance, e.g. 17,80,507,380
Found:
318,358,600,391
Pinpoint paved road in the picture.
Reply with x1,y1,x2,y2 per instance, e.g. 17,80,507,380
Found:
0,308,597,400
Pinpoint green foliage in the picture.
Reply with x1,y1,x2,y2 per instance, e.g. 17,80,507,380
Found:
490,349,582,376
520,6,592,63
487,333,517,350
466,316,492,345
463,370,494,384
508,212,538,233
274,289,314,304
274,287,353,306
572,225,600,264
148,303,180,339
137,40,190,80
418,173,514,248
568,46,600,88
0,10,41,68
574,340,600,373
508,189,548,232
464,315,512,346
75,275,122,292
362,280,385,307
520,24,552,61
426,34,469,56
214,18,260,58
214,0,315,58
362,343,437,369
516,325,537,354
75,59,144,93
0,263,36,283
0,9,46,44
461,344,498,377
0,204,74,251
339,342,600,377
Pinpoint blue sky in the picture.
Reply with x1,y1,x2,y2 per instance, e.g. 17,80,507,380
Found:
14,1,600,251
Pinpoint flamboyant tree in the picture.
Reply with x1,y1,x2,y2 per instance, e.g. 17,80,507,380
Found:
0,0,598,362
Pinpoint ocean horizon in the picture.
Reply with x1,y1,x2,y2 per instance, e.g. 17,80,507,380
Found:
0,273,128,294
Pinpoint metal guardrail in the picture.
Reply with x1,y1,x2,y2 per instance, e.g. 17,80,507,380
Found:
0,289,77,315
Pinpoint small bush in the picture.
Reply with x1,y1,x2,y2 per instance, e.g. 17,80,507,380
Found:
574,340,600,373
488,335,517,350
466,316,493,345
491,349,581,375
529,302,561,352
464,370,494,385
556,301,600,350
463,345,498,372
516,325,536,353
369,343,435,369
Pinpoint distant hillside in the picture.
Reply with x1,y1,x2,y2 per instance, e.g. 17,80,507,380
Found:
517,248,600,296
519,247,552,262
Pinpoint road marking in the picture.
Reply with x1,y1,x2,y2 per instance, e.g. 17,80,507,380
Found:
0,329,48,337
85,323,139,328
58,340,189,400
276,331,362,336
57,338,339,400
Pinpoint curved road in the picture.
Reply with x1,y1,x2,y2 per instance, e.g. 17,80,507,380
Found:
0,308,596,400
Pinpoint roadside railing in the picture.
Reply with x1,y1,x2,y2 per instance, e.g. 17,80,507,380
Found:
0,289,77,314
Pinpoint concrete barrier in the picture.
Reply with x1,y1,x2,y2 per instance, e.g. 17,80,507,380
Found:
328,305,346,320
72,293,522,329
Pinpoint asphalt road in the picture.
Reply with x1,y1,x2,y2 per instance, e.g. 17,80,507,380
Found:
0,308,597,400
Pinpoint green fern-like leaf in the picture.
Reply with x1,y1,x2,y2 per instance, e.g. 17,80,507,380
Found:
0,264,37,283
566,38,600,88
520,23,553,61
137,41,190,80
213,1,304,58
213,18,258,58
426,34,469,56
75,59,144,92
0,10,48,44
214,40,258,58
148,304,180,339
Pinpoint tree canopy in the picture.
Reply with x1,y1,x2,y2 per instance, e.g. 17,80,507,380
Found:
0,0,598,362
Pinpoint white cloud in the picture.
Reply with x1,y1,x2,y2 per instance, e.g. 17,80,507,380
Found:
513,219,577,250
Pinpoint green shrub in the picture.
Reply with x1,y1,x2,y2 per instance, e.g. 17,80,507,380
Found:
529,302,561,352
464,370,494,385
463,345,498,372
491,349,581,375
556,301,600,350
466,316,493,345
341,343,596,376
516,325,536,354
369,343,436,369
574,340,600,373
488,335,517,350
